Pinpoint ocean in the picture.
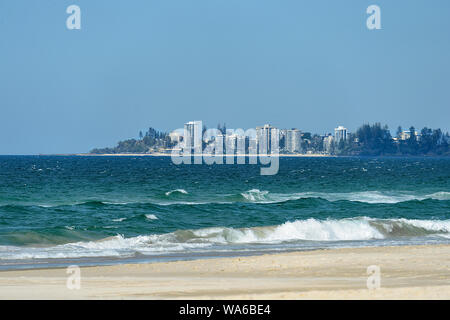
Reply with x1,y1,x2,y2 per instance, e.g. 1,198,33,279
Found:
0,156,449,270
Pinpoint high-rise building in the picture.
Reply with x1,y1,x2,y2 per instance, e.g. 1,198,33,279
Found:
279,129,287,150
323,134,334,154
334,126,348,142
236,135,247,155
286,129,302,153
184,121,202,153
256,124,279,154
225,134,237,155
248,137,258,155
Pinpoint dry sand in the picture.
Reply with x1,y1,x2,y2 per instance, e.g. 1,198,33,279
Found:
0,245,449,299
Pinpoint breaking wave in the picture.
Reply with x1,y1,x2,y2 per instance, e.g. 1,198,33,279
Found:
165,189,189,196
1,217,449,260
239,189,450,204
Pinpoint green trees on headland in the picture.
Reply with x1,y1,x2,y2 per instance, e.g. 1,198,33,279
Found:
335,123,449,156
90,127,171,154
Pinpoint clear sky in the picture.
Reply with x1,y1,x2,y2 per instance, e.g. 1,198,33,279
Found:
0,0,449,154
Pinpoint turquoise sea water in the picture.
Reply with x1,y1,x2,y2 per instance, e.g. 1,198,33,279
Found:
0,156,449,269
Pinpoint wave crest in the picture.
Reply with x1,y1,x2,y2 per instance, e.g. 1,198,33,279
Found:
0,190,448,208
238,189,450,204
165,189,189,196
1,217,449,260
240,189,271,202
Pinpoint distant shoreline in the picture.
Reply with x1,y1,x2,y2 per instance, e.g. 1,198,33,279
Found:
0,153,446,157
42,153,448,158
75,153,331,157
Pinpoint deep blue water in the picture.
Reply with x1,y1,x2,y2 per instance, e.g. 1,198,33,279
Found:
0,156,449,269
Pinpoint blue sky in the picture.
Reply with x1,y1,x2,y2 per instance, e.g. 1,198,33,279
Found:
0,0,449,154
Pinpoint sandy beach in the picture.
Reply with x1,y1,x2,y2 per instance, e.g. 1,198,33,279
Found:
0,245,449,300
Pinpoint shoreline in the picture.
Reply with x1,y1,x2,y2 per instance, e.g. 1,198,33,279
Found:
10,153,446,158
1,244,449,299
75,153,332,157
0,154,447,158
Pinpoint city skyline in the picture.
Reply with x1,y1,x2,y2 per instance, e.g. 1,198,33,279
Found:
89,119,449,157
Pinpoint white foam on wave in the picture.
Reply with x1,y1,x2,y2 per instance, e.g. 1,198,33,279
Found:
102,201,130,205
240,189,271,202
192,218,450,244
191,218,385,243
1,218,449,261
145,214,158,220
427,192,450,201
4,190,447,209
319,191,421,204
239,189,450,204
393,218,450,233
165,189,189,196
0,234,209,260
